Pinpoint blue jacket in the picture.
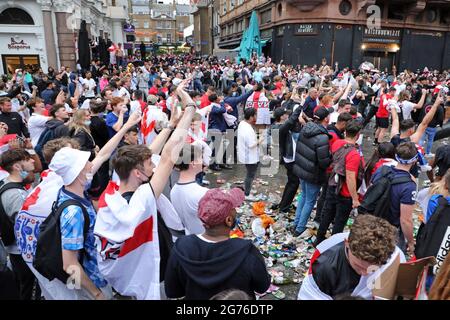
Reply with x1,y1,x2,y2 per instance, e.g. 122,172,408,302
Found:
224,90,254,119
208,102,228,132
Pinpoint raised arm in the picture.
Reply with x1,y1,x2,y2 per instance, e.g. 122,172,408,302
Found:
150,80,196,199
91,111,142,174
390,104,400,139
410,96,444,144
413,89,427,110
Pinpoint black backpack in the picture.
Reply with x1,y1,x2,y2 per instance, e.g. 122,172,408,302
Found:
0,181,25,246
358,166,413,222
415,196,450,268
34,127,56,167
33,199,90,283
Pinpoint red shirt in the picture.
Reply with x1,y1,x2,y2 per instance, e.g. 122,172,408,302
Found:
148,86,159,95
376,93,392,118
331,139,364,198
200,94,210,109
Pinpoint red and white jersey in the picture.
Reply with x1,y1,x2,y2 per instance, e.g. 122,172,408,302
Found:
245,91,270,125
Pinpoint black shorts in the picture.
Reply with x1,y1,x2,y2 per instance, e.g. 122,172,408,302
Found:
376,117,389,129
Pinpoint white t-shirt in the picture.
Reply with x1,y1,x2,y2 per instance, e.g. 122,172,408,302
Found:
170,181,207,235
82,78,96,98
28,114,50,147
237,120,259,164
118,87,131,99
130,100,141,114
329,111,339,124
399,100,415,120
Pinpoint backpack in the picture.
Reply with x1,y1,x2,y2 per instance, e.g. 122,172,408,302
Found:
35,126,57,166
33,199,90,283
358,166,413,222
415,196,450,272
328,144,364,195
0,181,25,246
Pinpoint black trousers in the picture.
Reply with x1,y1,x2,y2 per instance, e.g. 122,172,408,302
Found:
316,187,353,243
278,162,300,212
314,176,330,224
316,186,337,243
9,254,38,300
244,163,259,196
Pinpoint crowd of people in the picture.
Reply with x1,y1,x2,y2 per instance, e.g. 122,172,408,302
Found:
0,52,449,300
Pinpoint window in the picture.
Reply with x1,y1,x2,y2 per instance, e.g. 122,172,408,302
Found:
178,23,184,31
144,22,149,28
277,26,284,36
157,34,162,44
0,8,34,25
178,34,183,42
145,37,150,42
167,33,172,43
112,0,116,6
260,9,271,25
223,0,227,14
237,20,243,32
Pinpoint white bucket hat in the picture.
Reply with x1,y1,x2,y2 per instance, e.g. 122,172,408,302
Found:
49,147,91,185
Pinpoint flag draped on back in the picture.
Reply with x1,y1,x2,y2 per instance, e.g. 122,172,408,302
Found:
94,181,161,300
141,107,168,145
297,233,405,300
16,170,64,264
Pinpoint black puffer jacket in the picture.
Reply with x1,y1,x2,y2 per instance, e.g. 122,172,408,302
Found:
293,121,332,185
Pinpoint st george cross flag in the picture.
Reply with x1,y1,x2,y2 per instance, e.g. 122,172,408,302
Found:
245,91,270,125
94,181,161,300
16,170,64,265
141,106,167,145
297,233,405,300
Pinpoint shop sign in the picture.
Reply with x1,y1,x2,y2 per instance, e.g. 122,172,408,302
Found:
363,27,401,43
7,38,31,50
295,24,318,35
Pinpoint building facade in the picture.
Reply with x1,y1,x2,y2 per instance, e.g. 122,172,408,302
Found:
0,0,128,75
192,0,221,56
129,0,192,51
218,0,450,71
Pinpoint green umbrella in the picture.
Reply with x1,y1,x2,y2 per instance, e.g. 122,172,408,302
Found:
238,11,262,62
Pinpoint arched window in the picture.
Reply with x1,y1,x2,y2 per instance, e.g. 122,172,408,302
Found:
0,8,34,25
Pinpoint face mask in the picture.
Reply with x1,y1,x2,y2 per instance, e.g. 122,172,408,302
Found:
20,170,29,180
84,120,91,126
138,170,150,184
232,92,238,97
196,100,201,106
85,172,94,190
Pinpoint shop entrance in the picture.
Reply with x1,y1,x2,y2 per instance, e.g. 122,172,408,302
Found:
362,51,396,72
1,55,40,74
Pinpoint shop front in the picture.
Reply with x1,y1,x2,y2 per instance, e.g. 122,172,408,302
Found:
360,27,401,72
0,34,44,75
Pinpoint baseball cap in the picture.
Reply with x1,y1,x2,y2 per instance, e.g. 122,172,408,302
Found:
313,107,330,121
147,94,158,105
49,147,91,185
198,188,245,228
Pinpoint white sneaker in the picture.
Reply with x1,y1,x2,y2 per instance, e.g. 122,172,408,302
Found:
298,229,313,239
